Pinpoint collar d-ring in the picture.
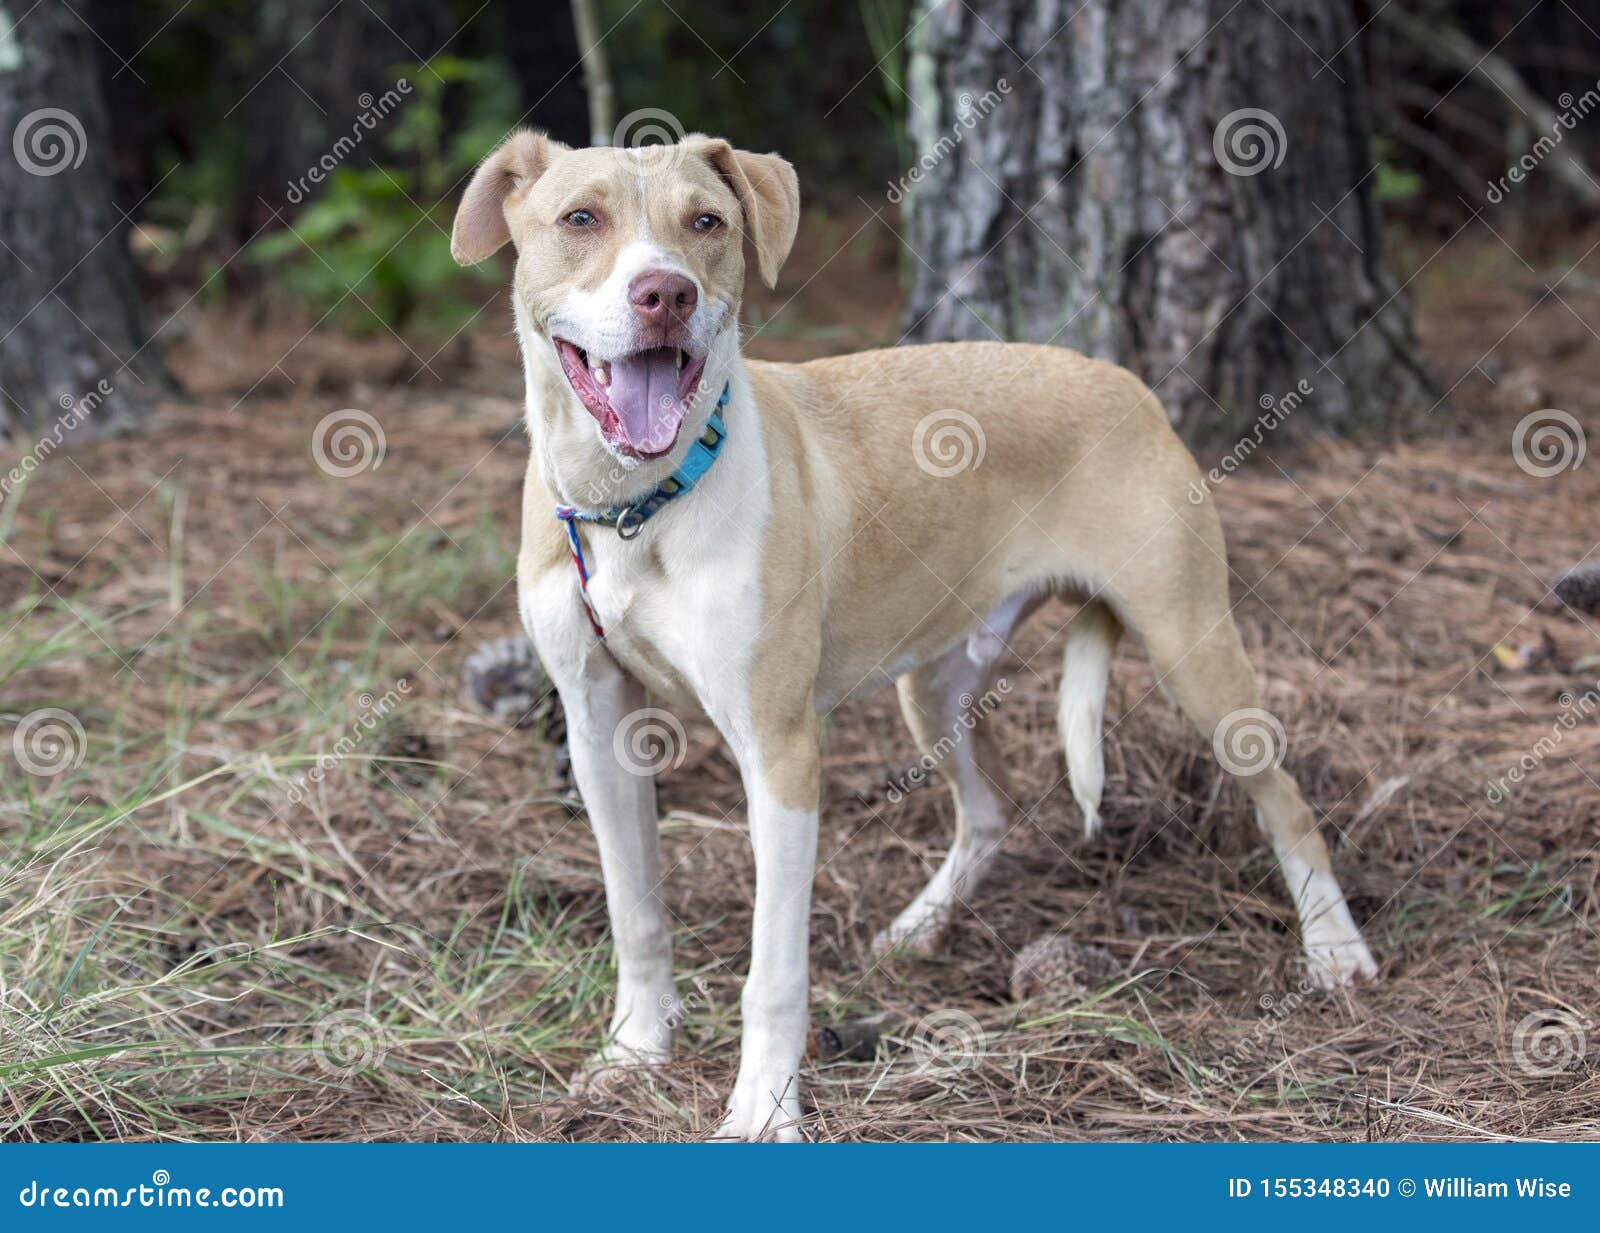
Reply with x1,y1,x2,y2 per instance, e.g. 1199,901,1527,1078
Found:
615,506,645,540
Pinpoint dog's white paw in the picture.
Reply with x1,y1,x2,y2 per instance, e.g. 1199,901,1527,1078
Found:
570,1032,671,1094
711,1077,803,1142
871,905,949,960
1304,933,1378,989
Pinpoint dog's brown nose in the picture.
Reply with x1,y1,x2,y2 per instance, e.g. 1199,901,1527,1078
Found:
629,270,697,326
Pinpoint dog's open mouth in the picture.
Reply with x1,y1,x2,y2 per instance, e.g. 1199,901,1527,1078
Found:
555,340,709,459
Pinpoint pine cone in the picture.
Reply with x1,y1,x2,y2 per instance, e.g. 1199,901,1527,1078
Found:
463,635,554,728
1554,564,1600,616
462,635,571,791
1009,936,1121,1002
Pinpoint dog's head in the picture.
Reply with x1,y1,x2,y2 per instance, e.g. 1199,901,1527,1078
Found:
451,131,798,465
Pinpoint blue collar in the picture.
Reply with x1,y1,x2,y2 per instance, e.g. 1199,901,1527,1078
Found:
555,383,731,540
552,383,731,639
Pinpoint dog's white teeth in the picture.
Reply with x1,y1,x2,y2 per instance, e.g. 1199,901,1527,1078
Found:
675,351,684,372
592,362,610,387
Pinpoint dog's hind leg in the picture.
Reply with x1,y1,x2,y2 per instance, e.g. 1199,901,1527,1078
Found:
1111,541,1377,988
873,635,1016,959
1058,600,1121,838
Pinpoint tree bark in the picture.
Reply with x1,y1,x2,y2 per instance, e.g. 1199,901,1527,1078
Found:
900,0,1434,448
0,0,172,441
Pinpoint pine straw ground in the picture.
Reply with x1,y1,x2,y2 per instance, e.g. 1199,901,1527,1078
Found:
2,229,1598,1143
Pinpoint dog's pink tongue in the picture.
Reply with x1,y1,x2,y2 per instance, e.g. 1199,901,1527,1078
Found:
607,348,683,453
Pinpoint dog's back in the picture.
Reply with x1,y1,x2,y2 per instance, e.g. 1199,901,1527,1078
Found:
745,340,1218,699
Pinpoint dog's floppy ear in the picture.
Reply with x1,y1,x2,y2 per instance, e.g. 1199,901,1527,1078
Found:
696,140,800,289
451,130,568,265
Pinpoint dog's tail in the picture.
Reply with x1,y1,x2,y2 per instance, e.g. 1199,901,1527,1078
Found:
1058,600,1120,837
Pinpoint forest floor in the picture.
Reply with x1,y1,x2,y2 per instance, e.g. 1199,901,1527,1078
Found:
2,211,1598,1141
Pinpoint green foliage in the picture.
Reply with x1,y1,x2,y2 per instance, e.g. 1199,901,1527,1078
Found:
1373,138,1424,203
860,0,913,175
1375,165,1424,203
246,57,518,336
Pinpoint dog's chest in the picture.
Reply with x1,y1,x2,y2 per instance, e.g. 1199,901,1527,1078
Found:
582,523,764,708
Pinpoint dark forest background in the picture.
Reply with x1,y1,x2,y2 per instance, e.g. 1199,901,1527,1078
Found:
79,0,1600,316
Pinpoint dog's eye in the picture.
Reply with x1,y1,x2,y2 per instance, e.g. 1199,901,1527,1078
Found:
563,209,599,228
692,213,722,233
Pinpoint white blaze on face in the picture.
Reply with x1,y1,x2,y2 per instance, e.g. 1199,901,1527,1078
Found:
555,239,683,362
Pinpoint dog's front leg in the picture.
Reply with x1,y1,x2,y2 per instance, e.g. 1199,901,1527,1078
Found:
539,629,678,1075
716,708,819,1142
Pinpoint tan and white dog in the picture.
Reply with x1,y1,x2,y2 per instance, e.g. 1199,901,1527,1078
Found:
451,130,1378,1141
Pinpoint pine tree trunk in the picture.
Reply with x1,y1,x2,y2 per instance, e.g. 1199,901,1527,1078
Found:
900,0,1434,448
0,0,172,441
